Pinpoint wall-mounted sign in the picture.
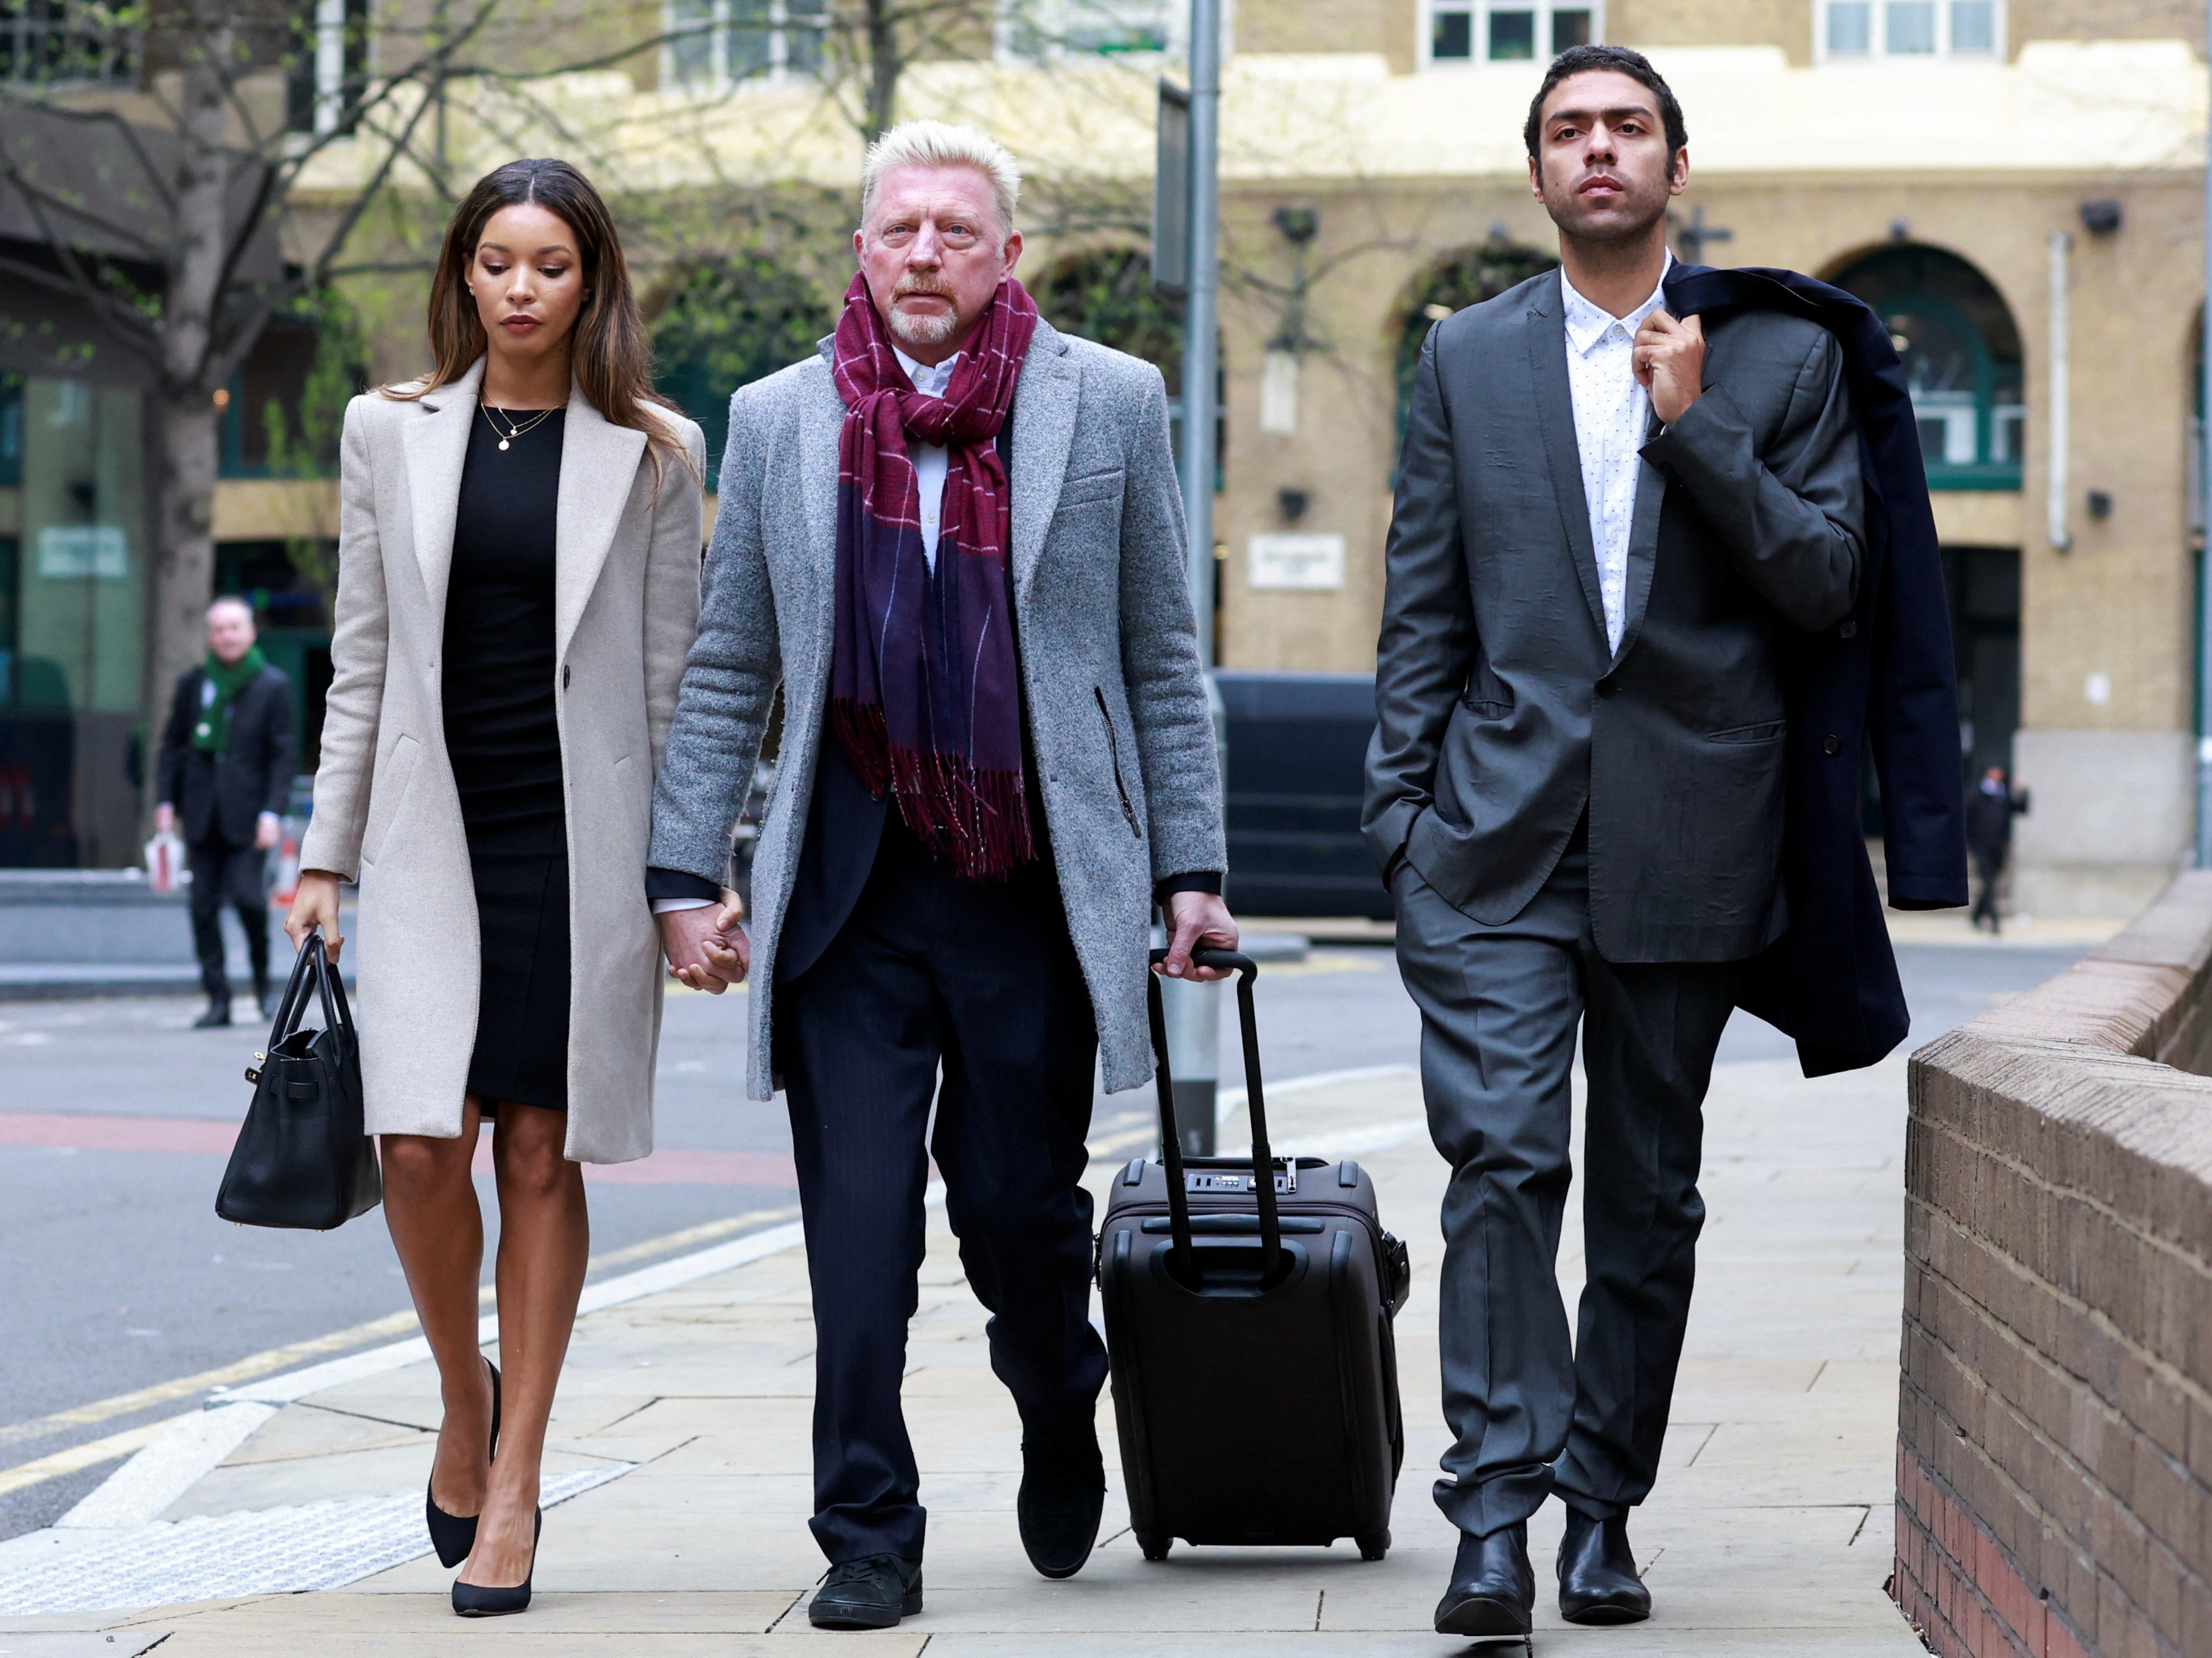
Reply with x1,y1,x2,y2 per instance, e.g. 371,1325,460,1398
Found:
1248,532,1344,591
36,525,127,580
1260,350,1299,434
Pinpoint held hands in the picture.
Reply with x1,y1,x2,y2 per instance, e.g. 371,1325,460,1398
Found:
153,803,175,836
658,892,751,994
286,870,345,962
1633,310,1705,426
1155,890,1240,982
254,811,282,852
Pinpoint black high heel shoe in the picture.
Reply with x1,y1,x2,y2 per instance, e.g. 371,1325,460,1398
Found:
452,1506,540,1618
426,1357,501,1568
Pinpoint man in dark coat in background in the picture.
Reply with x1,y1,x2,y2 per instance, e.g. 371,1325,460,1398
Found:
1964,765,2029,931
157,596,295,1027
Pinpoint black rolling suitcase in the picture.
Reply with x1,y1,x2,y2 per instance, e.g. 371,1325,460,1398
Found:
1098,947,1413,1561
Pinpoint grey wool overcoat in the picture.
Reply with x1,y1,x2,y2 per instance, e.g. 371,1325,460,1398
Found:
298,357,706,1163
649,317,1226,1101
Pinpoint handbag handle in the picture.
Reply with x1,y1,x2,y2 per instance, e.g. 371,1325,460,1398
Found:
268,928,347,1047
266,930,323,1043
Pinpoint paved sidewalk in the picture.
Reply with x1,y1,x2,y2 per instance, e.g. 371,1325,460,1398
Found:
0,1057,1924,1655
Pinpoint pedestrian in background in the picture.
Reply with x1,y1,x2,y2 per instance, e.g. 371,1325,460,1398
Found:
1367,46,1869,1637
286,158,703,1618
1966,764,2029,932
156,595,294,1028
649,120,1234,1629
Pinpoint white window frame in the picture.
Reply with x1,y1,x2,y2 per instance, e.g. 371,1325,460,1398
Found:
1814,0,2004,64
0,0,137,87
663,0,826,92
1420,1,1602,72
309,0,371,137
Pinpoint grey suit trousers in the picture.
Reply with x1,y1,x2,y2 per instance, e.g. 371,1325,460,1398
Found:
1395,824,1739,1538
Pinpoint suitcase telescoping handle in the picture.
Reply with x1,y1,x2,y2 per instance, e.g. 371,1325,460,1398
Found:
1145,946,1282,1287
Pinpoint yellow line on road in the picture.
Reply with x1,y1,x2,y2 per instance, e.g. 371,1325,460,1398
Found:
0,1417,179,1501
0,1310,424,1453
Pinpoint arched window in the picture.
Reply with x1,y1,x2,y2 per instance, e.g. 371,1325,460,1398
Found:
1830,244,2023,490
1035,244,1218,481
650,255,834,475
1394,241,1557,445
1034,245,1183,383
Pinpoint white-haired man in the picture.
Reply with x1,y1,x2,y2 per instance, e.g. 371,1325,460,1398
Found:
647,120,1235,1628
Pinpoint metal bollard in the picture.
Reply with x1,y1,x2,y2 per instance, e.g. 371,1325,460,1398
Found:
1159,971,1220,1157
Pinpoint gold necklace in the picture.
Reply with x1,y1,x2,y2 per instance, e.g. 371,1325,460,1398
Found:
481,404,561,451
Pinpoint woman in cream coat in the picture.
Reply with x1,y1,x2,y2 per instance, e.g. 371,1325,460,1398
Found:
288,158,702,1617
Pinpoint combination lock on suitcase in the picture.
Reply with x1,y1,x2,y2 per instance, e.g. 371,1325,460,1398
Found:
1098,947,1413,1562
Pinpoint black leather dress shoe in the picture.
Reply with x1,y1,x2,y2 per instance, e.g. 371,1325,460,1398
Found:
1558,1508,1651,1624
193,999,231,1029
808,1554,923,1629
1017,1426,1106,1579
1434,1521,1533,1637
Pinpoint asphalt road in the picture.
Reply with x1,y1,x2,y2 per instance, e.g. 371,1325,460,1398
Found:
0,934,2086,1540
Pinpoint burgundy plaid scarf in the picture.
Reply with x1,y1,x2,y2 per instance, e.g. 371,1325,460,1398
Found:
829,271,1039,878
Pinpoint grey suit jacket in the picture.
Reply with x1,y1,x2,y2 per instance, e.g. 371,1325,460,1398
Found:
651,317,1225,1100
1365,268,1864,963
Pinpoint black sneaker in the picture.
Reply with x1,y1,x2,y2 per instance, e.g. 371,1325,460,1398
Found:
1017,1426,1106,1579
807,1554,922,1629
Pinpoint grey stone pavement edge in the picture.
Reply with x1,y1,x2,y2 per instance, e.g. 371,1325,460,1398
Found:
0,1045,1927,1656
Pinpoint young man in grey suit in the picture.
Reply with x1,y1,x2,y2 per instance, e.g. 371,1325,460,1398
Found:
1366,47,1865,1637
648,120,1236,1630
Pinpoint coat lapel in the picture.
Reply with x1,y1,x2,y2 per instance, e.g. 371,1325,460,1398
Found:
803,339,845,657
1611,411,1670,667
1525,273,1610,645
1009,320,1077,598
554,386,648,665
400,356,483,619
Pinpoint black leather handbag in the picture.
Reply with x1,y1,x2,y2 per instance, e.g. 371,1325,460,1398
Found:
215,927,382,1230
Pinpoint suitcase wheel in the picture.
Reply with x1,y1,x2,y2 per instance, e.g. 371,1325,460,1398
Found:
1137,1532,1172,1562
1356,1531,1390,1562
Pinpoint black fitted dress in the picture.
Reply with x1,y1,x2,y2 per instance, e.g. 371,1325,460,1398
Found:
442,407,569,1112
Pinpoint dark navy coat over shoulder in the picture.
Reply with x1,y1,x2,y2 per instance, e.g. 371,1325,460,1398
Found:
1666,262,1969,1076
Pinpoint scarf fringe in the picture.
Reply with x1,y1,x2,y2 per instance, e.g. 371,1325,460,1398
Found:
832,697,1036,880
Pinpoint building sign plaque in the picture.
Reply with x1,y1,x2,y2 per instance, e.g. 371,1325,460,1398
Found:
36,526,129,580
1247,532,1345,591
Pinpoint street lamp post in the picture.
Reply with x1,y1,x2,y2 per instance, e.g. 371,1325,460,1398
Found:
2199,8,2212,866
1181,0,1220,631
1152,0,1225,1156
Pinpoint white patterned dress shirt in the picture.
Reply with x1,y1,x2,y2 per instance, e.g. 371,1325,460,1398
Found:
894,346,961,572
1559,253,1672,654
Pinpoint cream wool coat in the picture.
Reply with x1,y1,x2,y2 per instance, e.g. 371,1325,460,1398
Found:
298,357,705,1163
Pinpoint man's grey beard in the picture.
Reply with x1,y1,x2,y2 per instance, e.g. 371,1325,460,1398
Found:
887,300,962,349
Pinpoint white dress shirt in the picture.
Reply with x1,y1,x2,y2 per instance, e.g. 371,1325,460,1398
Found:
895,346,961,572
1559,253,1672,654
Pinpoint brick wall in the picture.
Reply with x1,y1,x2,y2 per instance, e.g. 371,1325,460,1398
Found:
1896,873,2212,1658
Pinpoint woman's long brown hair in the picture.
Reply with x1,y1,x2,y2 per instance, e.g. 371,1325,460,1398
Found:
389,157,689,474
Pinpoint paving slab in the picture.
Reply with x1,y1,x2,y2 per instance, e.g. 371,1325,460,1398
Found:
0,1055,1924,1652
